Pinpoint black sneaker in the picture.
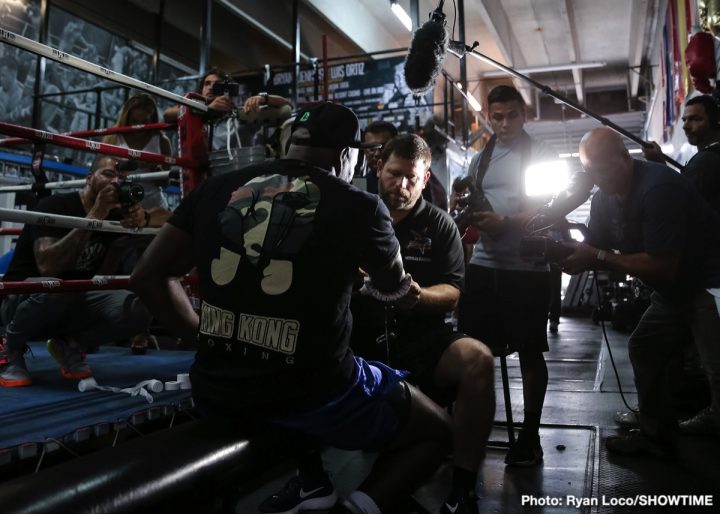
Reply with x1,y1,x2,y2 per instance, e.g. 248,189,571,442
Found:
606,429,676,459
679,407,720,437
504,431,543,467
258,475,337,514
440,492,479,514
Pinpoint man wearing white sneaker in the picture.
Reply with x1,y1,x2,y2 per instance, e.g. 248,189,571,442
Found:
0,155,152,387
561,128,720,454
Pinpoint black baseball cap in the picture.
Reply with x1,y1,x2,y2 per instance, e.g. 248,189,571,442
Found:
291,102,381,149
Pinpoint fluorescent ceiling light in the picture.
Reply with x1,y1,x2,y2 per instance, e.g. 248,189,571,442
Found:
391,2,412,32
482,61,606,78
454,83,482,112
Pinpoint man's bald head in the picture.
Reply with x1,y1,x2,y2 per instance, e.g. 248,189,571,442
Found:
579,127,633,195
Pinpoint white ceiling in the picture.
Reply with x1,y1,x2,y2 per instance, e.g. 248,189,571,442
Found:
304,0,664,106
73,0,663,136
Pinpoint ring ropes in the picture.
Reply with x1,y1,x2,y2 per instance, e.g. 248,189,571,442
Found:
0,274,196,296
0,26,211,198
0,28,220,305
0,30,205,288
0,122,175,148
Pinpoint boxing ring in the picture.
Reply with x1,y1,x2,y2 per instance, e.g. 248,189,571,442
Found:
0,114,200,471
0,27,303,514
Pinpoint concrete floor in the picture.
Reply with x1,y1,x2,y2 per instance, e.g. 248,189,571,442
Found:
235,316,720,513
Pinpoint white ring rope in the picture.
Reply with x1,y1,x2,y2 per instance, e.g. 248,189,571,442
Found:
0,171,176,193
0,207,160,235
0,27,208,112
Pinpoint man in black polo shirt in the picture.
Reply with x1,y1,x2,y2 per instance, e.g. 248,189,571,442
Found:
352,134,495,514
561,127,720,455
131,103,450,514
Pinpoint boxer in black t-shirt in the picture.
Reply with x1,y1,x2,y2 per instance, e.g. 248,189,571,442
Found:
131,103,450,514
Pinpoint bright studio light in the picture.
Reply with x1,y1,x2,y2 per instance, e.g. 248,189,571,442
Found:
524,160,570,197
454,83,482,112
391,2,412,31
569,228,585,242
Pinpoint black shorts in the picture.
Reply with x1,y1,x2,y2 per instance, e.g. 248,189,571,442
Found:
458,264,550,354
352,321,465,392
393,326,466,390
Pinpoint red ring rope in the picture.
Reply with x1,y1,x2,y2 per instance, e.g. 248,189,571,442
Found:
0,275,197,295
0,122,202,169
0,123,175,147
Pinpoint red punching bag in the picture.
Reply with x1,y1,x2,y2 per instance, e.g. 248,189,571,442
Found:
686,31,717,94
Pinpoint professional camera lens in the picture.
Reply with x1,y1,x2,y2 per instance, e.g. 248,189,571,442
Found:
115,181,145,205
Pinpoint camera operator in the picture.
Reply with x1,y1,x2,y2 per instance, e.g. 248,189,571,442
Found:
619,95,720,429
560,127,720,455
163,68,292,150
0,155,152,387
457,85,558,467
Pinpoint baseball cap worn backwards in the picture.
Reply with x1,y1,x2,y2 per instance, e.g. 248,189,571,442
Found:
291,102,382,149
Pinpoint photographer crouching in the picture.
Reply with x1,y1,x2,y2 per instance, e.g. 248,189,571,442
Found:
559,127,720,456
0,155,152,387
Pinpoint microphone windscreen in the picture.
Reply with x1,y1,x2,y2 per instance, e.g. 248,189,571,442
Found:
404,19,449,95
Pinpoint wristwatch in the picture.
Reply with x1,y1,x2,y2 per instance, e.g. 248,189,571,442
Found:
596,249,607,262
258,92,269,105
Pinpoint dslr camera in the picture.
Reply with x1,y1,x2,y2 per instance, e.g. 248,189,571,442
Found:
451,176,493,235
211,80,240,98
115,180,144,209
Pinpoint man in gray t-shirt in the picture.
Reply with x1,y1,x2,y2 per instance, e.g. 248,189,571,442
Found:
458,85,557,467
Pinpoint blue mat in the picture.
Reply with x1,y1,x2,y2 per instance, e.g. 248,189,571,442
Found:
0,342,195,449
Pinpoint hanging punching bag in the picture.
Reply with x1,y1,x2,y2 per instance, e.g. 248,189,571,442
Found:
686,31,717,93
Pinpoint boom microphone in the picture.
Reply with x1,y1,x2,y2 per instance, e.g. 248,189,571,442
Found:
403,1,449,95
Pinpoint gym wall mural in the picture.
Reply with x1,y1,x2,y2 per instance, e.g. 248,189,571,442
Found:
1,1,188,166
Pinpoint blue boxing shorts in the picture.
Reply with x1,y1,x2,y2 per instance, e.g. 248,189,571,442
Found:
271,356,410,451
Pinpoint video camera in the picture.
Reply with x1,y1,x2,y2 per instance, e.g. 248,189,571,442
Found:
211,80,240,98
519,233,574,263
518,172,595,264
